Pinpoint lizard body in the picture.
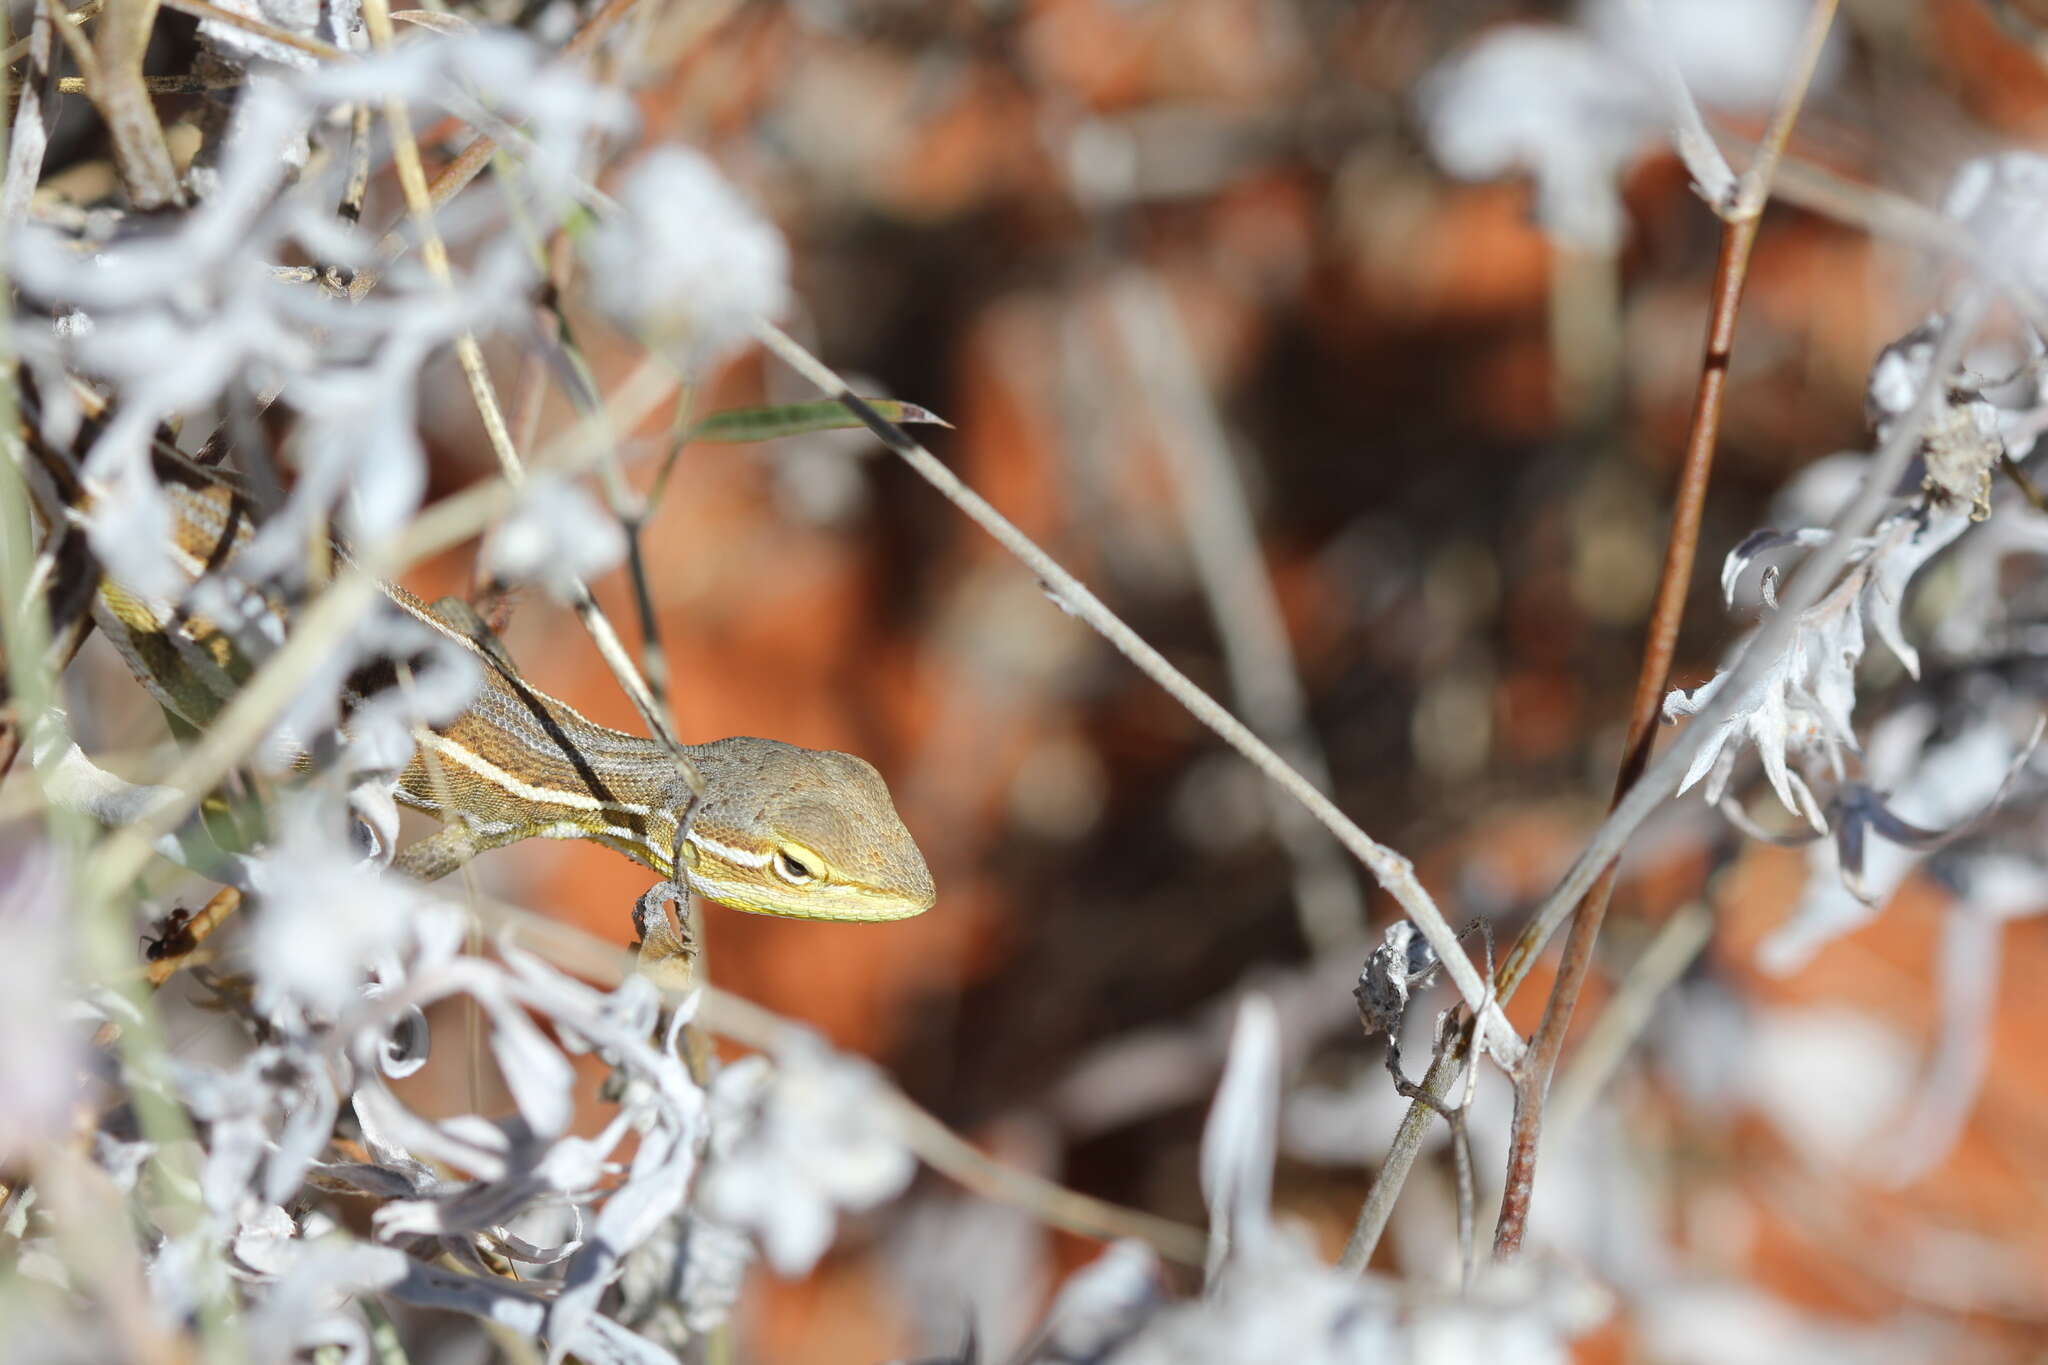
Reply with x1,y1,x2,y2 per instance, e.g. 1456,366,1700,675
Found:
81,476,935,922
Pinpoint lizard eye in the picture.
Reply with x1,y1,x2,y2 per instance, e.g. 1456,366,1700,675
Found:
774,848,817,884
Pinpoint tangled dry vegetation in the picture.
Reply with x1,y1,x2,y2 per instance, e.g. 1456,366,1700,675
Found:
3,0,2048,1362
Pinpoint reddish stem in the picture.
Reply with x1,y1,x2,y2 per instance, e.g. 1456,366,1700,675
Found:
1492,210,1759,1259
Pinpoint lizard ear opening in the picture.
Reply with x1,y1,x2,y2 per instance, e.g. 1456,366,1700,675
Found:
773,845,820,885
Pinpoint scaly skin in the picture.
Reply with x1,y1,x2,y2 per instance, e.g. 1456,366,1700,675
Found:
94,478,936,921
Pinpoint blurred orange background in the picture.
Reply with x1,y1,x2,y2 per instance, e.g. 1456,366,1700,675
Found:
375,0,2048,1358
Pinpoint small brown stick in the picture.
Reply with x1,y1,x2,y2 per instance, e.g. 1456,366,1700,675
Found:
143,886,241,985
1487,0,1839,1261
1544,900,1715,1139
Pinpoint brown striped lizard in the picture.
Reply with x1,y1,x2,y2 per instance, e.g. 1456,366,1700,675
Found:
44,463,936,923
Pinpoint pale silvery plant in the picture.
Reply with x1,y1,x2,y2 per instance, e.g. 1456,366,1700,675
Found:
10,28,770,813
614,1023,928,1350
581,145,794,369
1663,287,2047,858
14,848,724,1360
696,1037,918,1277
1657,163,2048,1175
1417,25,1658,254
480,470,630,602
1419,0,1840,251
1661,499,1976,834
1664,468,2043,958
999,999,1606,1364
11,28,639,797
12,28,629,600
4,807,948,1359
0,20,949,1365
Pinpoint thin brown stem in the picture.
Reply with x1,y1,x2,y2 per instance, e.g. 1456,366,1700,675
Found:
1488,0,1837,1261
1491,215,1752,1258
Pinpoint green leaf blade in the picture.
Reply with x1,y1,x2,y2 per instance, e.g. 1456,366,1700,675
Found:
688,399,950,444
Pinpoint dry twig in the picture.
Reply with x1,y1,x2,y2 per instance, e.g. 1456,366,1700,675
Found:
752,319,1528,1069
1489,0,1839,1260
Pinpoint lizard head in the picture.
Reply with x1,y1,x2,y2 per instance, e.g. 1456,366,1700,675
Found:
670,737,935,922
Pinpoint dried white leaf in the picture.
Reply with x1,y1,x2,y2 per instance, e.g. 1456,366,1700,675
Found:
1583,0,1844,111
479,473,627,602
698,1042,914,1277
1418,26,1656,251
1199,995,1280,1280
242,796,435,1018
1039,1239,1161,1359
1669,506,1969,830
582,146,791,367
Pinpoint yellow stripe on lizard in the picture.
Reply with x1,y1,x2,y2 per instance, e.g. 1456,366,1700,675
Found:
79,476,936,923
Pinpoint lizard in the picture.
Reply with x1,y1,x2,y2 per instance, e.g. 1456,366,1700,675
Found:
39,456,937,924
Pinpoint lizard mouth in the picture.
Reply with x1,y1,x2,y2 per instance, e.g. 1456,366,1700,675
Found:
691,878,935,923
